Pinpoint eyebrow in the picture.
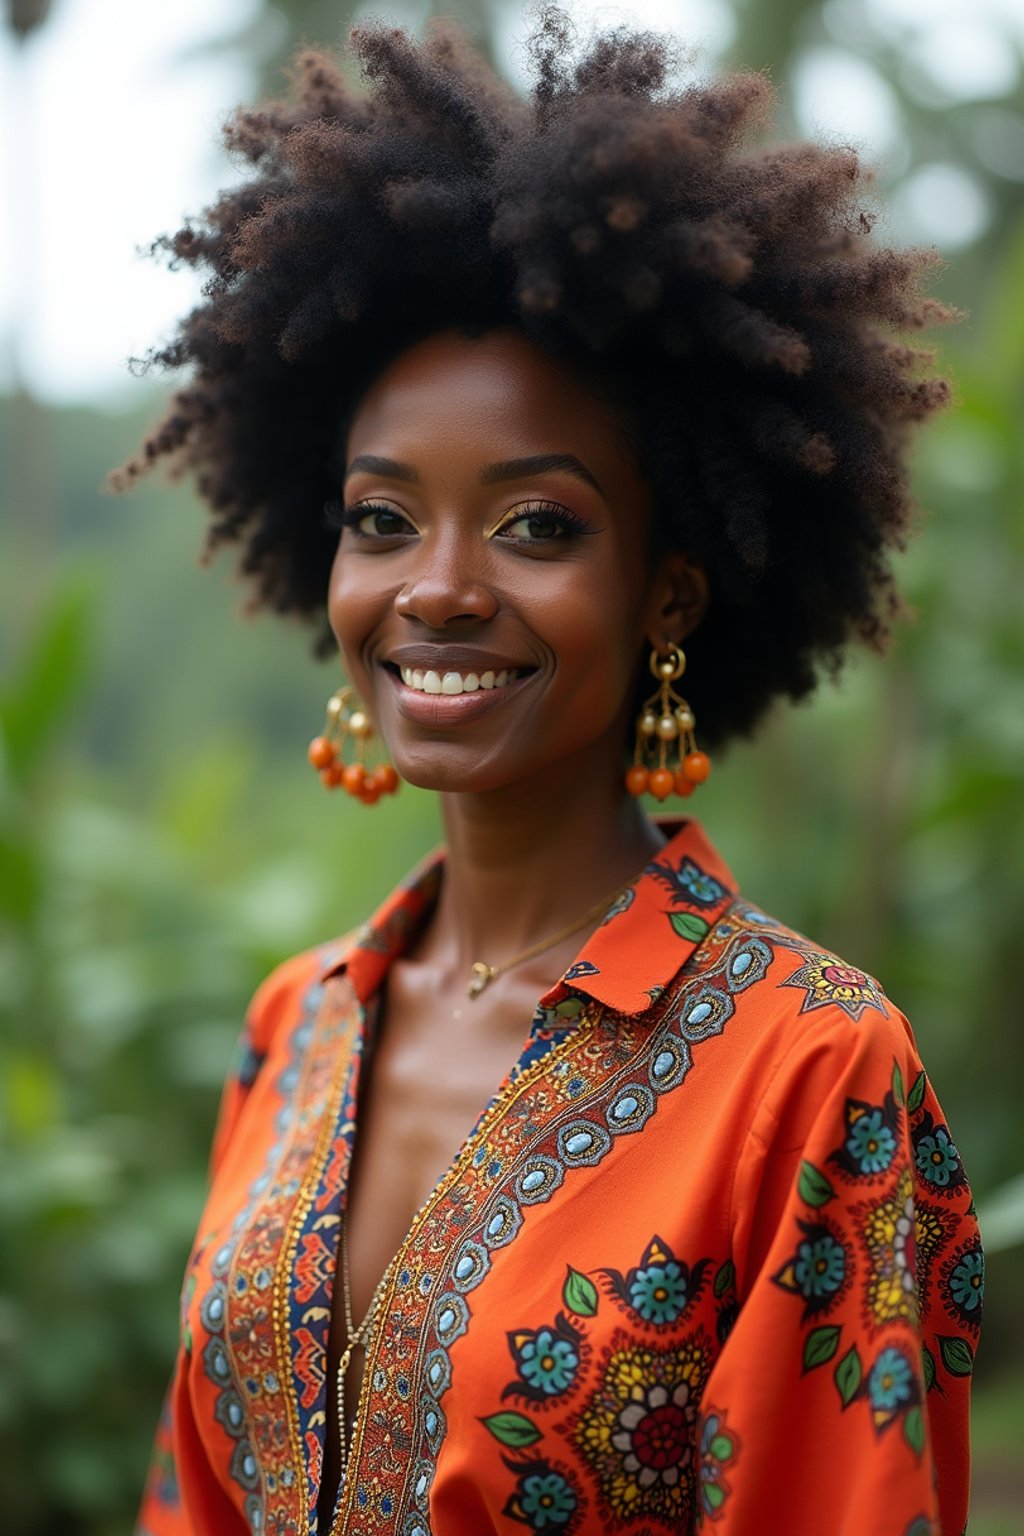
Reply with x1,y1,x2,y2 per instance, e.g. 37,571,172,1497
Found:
345,454,419,483
345,451,604,496
481,454,604,496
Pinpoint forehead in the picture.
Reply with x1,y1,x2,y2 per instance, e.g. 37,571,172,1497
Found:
345,328,641,485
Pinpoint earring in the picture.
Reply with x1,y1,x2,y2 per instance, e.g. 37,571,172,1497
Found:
625,646,711,802
307,687,399,806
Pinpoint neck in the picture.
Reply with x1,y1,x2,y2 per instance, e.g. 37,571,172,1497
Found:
424,748,667,978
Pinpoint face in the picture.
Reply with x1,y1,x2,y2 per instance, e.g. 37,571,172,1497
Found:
328,327,693,797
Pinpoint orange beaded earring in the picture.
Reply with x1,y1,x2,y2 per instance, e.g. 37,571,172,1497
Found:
307,687,399,806
625,645,711,802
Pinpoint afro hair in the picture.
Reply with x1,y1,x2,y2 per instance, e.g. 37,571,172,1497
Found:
114,5,955,747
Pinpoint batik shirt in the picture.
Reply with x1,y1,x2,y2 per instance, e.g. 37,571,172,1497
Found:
138,819,981,1536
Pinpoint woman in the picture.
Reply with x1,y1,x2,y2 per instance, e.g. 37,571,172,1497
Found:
123,13,981,1535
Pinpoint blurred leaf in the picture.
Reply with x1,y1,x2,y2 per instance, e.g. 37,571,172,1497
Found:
0,579,94,786
2,1051,63,1141
978,1174,1024,1254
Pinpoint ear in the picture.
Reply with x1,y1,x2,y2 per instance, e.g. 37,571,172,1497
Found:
643,549,709,652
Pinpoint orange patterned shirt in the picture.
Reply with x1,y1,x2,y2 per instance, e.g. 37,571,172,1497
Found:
138,818,979,1536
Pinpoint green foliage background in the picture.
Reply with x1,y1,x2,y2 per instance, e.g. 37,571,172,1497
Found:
1,1,1022,1532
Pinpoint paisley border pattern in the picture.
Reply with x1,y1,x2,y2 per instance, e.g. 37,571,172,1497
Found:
342,905,773,1534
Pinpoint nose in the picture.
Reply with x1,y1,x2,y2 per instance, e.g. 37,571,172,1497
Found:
393,528,499,627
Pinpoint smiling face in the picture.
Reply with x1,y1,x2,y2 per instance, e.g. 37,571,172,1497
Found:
328,328,701,797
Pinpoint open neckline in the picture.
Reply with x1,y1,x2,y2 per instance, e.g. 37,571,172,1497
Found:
316,970,599,1534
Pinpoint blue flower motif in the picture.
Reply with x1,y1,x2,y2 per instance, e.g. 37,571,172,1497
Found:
518,1331,579,1395
845,1109,897,1175
518,1471,576,1527
678,861,725,905
793,1235,847,1298
949,1248,984,1313
915,1128,961,1187
649,858,725,908
868,1347,914,1412
629,1261,688,1324
698,1411,737,1518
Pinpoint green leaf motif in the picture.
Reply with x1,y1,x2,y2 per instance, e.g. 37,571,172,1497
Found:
907,1071,927,1114
834,1345,862,1407
903,1406,925,1458
713,1260,735,1298
703,1482,726,1510
922,1345,936,1393
804,1325,841,1371
563,1265,599,1318
481,1411,542,1448
669,911,711,943
892,1060,905,1107
798,1161,836,1208
709,1434,734,1461
938,1335,975,1378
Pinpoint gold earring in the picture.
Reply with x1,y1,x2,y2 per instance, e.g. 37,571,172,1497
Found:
307,687,399,806
625,646,711,802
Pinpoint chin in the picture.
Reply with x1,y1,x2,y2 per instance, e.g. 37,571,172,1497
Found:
394,760,511,796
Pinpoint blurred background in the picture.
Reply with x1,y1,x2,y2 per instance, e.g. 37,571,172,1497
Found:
1,0,1021,1531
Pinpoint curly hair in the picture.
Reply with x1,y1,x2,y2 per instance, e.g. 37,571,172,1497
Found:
114,6,955,748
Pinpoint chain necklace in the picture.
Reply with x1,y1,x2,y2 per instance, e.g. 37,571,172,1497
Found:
466,878,632,999
335,879,632,1461
336,1214,393,1468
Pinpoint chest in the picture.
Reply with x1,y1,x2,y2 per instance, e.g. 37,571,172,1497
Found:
343,970,541,1323
181,956,766,1536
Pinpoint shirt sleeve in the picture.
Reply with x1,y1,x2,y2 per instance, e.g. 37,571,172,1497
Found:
698,1004,980,1536
134,949,325,1536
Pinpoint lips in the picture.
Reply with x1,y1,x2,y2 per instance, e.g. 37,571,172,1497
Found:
383,662,535,725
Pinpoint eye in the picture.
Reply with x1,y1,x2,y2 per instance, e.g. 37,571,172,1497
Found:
492,501,594,545
337,501,416,539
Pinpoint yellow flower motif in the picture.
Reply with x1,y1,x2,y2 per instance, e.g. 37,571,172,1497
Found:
859,1167,949,1328
572,1333,709,1523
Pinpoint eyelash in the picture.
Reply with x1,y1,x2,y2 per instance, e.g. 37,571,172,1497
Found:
324,498,595,544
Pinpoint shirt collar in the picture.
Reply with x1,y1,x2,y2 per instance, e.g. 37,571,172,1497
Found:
320,817,736,1017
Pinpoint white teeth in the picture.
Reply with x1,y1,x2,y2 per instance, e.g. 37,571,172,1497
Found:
397,665,520,695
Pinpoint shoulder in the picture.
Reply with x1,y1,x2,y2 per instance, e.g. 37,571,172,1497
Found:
708,896,902,1023
687,895,921,1117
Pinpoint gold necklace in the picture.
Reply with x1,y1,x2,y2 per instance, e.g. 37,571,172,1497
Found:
466,878,632,999
336,1214,392,1468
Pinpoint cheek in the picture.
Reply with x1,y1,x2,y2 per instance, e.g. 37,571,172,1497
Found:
326,550,376,683
544,574,645,722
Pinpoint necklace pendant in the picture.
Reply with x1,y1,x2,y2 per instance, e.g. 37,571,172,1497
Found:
468,961,495,999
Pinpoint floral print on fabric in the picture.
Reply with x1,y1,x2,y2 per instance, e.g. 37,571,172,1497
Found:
772,1057,979,1464
647,856,729,947
830,1092,901,1180
696,1409,738,1525
856,1166,950,1329
506,1316,585,1406
941,1239,985,1332
599,1237,711,1328
503,1459,582,1532
486,1254,729,1531
773,1217,851,1319
913,1108,967,1195
780,955,889,1022
137,821,979,1536
571,1332,710,1524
